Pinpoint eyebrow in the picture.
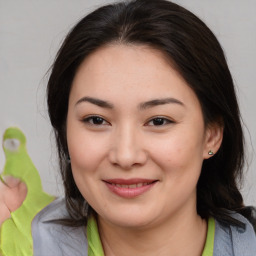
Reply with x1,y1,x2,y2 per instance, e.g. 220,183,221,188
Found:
139,98,184,110
75,96,184,109
75,97,114,109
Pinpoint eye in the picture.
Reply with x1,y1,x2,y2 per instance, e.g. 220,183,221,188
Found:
82,115,110,126
146,117,173,126
3,138,20,151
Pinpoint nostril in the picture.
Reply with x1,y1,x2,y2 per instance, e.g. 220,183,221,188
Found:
109,149,148,169
108,133,148,169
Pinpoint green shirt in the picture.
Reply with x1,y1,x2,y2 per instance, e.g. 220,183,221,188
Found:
87,216,215,256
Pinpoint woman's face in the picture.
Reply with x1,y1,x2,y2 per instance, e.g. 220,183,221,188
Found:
67,44,219,229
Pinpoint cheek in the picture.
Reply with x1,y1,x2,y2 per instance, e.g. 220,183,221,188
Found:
67,132,105,201
67,115,108,171
149,129,205,172
68,134,106,175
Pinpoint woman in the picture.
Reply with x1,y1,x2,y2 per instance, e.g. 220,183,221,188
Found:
15,0,256,255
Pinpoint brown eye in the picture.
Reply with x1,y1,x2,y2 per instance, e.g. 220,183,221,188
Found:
83,116,109,125
152,118,165,126
147,117,173,126
91,117,104,125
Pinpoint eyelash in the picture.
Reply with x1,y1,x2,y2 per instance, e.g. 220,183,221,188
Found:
82,116,110,126
82,115,174,127
146,117,174,126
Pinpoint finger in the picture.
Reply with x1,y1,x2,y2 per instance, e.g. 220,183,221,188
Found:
5,182,28,212
1,175,22,188
17,181,28,203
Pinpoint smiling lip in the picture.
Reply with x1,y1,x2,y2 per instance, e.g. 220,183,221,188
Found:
103,179,158,198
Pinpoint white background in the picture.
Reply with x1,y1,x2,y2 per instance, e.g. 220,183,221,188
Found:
0,0,255,205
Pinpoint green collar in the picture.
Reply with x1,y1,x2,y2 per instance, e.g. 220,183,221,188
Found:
87,216,215,256
202,217,215,256
87,216,105,256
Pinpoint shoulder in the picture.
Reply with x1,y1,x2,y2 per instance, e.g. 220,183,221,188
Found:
214,212,256,256
32,197,88,256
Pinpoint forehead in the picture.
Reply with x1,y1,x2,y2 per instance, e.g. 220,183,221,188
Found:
75,44,173,80
70,44,199,108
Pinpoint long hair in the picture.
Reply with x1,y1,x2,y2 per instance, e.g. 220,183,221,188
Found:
47,0,255,227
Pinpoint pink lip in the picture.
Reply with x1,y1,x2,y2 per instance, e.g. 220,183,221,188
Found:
103,178,158,198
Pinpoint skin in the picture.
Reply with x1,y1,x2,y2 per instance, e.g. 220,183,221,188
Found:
67,44,223,256
0,176,27,226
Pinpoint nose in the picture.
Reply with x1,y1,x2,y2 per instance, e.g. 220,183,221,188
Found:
108,125,148,170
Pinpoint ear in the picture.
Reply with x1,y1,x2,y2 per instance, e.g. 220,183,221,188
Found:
203,121,224,159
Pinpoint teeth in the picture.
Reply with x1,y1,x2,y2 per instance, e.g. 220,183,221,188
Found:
112,182,151,188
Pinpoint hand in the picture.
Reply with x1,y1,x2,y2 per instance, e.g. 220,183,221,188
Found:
0,176,27,226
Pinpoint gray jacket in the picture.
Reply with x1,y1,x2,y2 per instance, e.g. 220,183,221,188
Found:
32,198,256,256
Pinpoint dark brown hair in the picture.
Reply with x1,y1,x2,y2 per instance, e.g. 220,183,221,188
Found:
47,0,255,227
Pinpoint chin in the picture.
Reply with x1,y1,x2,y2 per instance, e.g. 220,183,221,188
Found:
98,207,159,230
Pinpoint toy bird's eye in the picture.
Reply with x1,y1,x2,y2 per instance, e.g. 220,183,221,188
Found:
3,139,20,152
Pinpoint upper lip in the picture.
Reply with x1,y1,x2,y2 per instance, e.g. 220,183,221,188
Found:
103,178,157,185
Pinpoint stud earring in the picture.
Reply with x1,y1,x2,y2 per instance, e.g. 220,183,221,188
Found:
208,150,214,156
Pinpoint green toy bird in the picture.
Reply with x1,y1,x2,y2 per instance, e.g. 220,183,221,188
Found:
0,127,55,256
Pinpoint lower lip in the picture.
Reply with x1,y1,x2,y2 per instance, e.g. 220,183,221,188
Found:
105,182,157,198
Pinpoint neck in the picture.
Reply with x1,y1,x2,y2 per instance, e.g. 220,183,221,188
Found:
97,205,207,256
